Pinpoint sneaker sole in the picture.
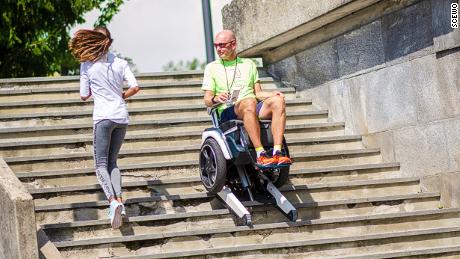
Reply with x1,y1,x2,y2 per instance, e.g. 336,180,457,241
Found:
277,163,291,167
111,204,123,229
256,163,278,169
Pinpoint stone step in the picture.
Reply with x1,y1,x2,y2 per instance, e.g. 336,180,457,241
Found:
0,110,329,133
0,92,310,118
6,137,364,164
0,71,204,89
26,161,399,194
10,147,381,175
52,209,460,258
0,80,292,103
17,155,393,181
0,109,328,128
0,119,337,148
32,177,420,209
0,96,317,118
40,191,439,229
115,227,460,259
340,244,460,259
0,73,274,93
0,134,363,159
25,161,398,191
0,100,314,123
0,121,346,144
42,198,445,245
0,78,275,95
0,80,292,117
35,190,438,226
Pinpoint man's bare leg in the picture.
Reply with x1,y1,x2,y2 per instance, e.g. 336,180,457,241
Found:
258,95,291,165
235,98,262,148
258,95,286,145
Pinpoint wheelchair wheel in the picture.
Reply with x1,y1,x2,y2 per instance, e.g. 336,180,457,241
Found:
272,167,290,187
272,137,291,187
200,138,227,194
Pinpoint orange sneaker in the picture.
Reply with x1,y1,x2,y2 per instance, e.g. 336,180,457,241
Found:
273,151,292,165
256,152,276,168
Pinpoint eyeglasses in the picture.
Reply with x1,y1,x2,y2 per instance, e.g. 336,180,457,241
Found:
213,40,235,48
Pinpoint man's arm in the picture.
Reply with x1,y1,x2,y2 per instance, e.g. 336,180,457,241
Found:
254,82,285,100
204,90,216,107
204,90,230,107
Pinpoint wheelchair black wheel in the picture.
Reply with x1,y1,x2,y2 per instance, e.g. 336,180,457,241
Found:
272,137,291,187
199,138,227,194
272,166,290,187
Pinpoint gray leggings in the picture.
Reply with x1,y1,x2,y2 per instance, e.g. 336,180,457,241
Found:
93,119,127,200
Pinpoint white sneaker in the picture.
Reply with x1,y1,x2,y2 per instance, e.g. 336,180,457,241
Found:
108,200,123,229
121,204,126,217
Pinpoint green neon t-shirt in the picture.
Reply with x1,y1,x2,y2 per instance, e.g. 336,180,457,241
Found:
201,57,259,115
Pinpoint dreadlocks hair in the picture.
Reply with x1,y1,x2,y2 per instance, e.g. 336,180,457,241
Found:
69,27,113,63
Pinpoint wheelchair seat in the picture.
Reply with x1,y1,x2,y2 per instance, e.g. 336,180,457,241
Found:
220,119,272,131
219,119,244,132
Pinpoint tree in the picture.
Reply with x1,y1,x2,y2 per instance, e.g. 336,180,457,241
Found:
0,0,125,78
162,58,207,72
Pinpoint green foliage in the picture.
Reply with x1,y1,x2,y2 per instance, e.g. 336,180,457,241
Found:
94,0,124,27
0,0,125,78
162,58,206,72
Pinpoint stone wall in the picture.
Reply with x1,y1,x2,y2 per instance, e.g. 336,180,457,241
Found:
222,0,355,54
0,158,38,259
223,0,460,206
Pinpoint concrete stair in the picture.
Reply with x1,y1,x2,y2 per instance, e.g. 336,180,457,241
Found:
1,71,457,258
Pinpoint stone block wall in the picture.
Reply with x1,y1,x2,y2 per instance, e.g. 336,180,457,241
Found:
0,158,38,259
223,0,460,206
222,0,354,53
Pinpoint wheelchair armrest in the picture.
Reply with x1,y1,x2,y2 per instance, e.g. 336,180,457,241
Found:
207,106,217,115
207,106,220,128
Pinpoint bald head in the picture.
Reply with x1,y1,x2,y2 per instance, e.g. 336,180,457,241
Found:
215,30,236,43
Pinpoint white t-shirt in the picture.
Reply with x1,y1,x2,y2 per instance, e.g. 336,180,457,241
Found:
80,52,138,124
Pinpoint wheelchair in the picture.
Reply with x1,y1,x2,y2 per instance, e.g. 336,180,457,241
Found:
199,106,297,225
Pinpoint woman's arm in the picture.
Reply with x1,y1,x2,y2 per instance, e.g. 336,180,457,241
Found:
80,64,92,101
122,86,140,99
81,90,92,101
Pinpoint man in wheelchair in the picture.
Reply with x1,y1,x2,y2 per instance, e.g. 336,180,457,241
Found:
200,31,297,224
202,30,292,169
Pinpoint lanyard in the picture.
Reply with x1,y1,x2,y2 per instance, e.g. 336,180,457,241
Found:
221,57,238,93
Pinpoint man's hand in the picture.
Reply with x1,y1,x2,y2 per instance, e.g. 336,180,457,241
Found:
214,92,230,104
273,91,285,98
204,91,230,107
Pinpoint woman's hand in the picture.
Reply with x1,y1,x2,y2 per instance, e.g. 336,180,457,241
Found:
80,88,92,101
122,86,140,100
